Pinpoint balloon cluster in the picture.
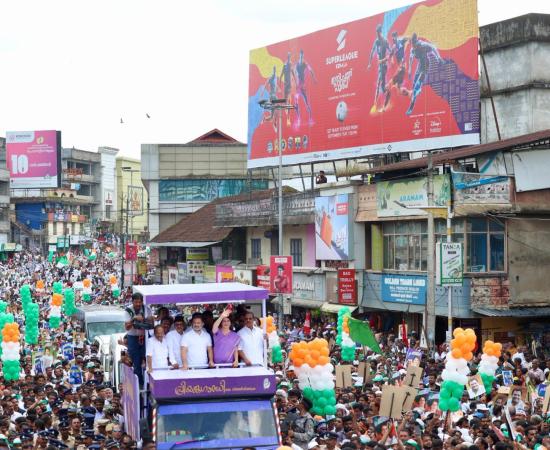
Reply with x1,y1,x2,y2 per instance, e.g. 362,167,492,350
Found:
262,316,282,364
478,340,502,393
336,307,355,361
63,288,77,316
82,279,93,302
0,305,13,357
1,323,21,380
20,285,39,345
49,282,64,329
440,328,476,412
110,275,120,298
36,280,45,293
289,339,336,416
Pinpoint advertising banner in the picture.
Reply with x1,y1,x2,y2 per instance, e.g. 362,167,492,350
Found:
439,242,463,285
270,256,293,294
167,267,178,284
186,248,209,261
125,242,138,261
57,237,69,249
6,130,60,188
451,171,510,204
377,174,450,217
203,265,216,283
234,268,253,285
256,265,271,290
338,269,357,305
315,194,351,260
216,265,234,283
381,274,426,305
247,0,479,168
128,186,144,217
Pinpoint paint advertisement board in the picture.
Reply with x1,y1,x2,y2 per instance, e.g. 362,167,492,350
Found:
247,0,479,168
315,194,351,260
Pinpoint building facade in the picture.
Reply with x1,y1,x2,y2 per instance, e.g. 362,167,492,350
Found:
141,129,268,239
0,138,10,245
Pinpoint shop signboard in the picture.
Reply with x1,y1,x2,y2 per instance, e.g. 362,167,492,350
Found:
234,268,253,285
338,269,357,305
186,248,209,261
381,274,426,305
256,265,271,290
439,242,463,286
216,265,234,283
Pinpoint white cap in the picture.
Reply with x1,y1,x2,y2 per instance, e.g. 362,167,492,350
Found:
308,439,319,449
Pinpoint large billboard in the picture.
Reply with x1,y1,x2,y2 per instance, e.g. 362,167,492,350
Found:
247,0,479,168
315,194,352,260
6,130,61,189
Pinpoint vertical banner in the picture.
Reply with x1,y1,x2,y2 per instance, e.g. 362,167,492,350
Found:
256,265,271,290
125,242,138,261
127,186,144,217
122,365,140,441
439,242,463,286
270,256,293,294
338,268,357,305
315,194,351,260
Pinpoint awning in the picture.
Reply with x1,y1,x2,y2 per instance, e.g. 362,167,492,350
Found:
148,241,219,248
321,303,358,314
472,306,550,317
271,297,324,309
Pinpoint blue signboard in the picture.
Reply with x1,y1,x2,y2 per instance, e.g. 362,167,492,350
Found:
381,274,426,305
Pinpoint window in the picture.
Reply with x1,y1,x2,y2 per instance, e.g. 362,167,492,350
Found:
290,238,302,267
251,238,261,259
105,205,111,220
382,218,505,273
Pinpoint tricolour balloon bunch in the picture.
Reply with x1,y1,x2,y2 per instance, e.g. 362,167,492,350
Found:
262,316,282,364
82,279,93,302
110,275,120,298
336,307,355,361
1,323,21,380
440,328,476,412
63,288,77,316
478,340,502,394
49,282,64,329
289,338,336,416
0,303,13,357
36,280,45,293
20,285,39,345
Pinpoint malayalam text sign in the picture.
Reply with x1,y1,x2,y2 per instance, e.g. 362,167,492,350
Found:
247,0,479,168
6,130,60,189
382,274,426,305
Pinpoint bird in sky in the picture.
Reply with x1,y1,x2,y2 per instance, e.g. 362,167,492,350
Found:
120,118,124,124
146,113,151,119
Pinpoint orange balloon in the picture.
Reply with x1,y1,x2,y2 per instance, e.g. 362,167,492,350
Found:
318,355,329,365
455,334,466,347
293,358,304,367
36,280,44,289
494,343,502,351
464,351,473,361
109,275,117,284
460,343,470,354
465,328,475,336
320,347,329,357
466,334,476,345
83,279,91,288
453,327,465,338
267,316,273,324
310,350,320,360
451,348,463,359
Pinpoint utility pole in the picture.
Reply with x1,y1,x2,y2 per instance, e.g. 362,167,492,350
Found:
426,152,436,349
446,200,453,342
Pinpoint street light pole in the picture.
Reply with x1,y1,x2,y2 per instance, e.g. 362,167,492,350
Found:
426,152,436,349
259,98,295,331
446,200,453,342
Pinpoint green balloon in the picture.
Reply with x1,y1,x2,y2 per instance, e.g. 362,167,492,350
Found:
440,388,451,400
316,397,328,408
449,398,460,411
439,398,450,411
324,405,336,416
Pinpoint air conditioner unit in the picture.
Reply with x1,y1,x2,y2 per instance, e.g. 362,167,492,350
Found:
247,258,262,265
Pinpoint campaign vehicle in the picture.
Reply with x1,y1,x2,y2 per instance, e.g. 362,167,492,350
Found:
123,283,280,450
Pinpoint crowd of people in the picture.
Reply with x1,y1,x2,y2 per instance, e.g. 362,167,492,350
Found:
0,247,549,450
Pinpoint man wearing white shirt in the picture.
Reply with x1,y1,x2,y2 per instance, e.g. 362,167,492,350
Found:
165,316,186,367
146,325,178,373
181,313,214,370
238,311,265,366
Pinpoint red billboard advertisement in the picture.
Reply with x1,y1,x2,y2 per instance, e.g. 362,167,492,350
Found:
125,242,138,261
256,265,271,290
270,256,293,294
6,130,61,188
248,0,479,168
338,268,357,305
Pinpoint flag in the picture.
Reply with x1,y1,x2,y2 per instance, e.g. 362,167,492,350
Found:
348,317,382,354
401,319,409,348
303,311,311,336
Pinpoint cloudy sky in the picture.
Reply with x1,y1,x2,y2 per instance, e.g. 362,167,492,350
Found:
1,0,549,159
